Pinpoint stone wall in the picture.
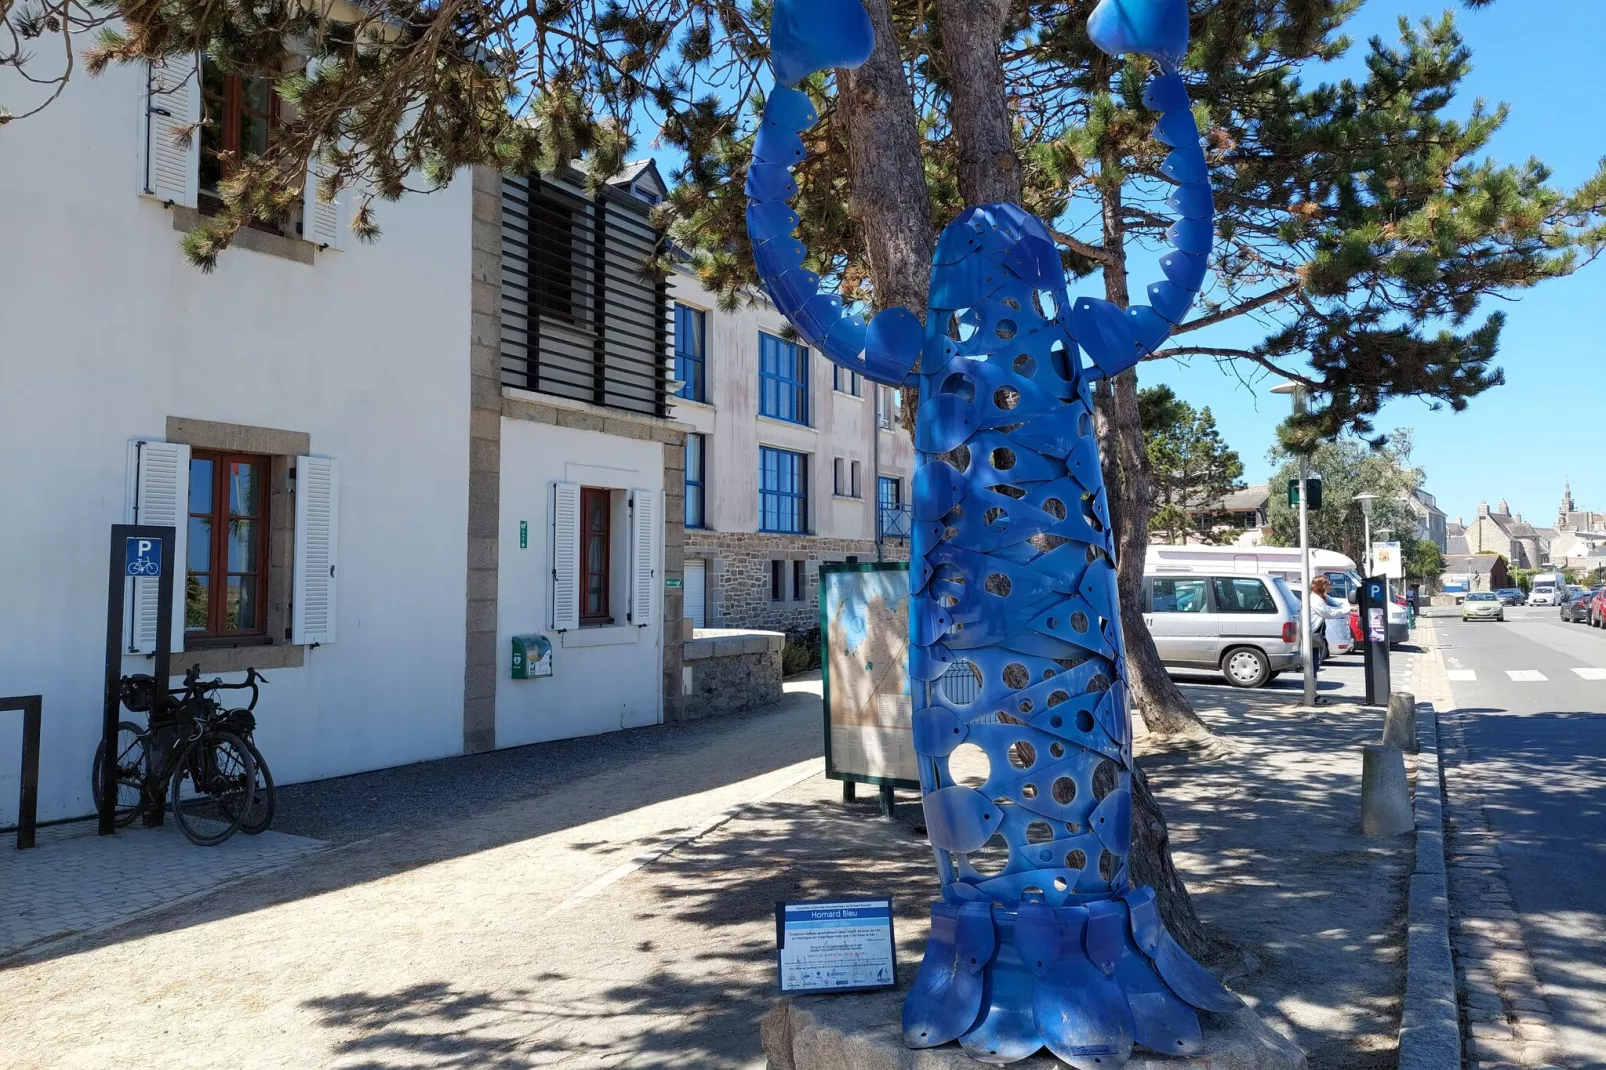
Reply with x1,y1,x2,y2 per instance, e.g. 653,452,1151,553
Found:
681,630,785,719
684,531,911,632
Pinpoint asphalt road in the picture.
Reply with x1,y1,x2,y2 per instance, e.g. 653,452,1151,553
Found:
1440,605,1606,1067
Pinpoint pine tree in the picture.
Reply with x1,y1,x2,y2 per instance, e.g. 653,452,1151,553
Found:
1139,385,1245,544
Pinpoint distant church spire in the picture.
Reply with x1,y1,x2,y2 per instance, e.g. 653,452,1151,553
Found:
1560,478,1576,527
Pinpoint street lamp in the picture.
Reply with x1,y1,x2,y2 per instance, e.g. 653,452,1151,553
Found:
1273,382,1317,707
1353,493,1380,574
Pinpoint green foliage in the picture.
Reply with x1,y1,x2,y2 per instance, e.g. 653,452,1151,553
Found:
1510,567,1534,592
1138,385,1244,543
1264,431,1421,562
1403,538,1444,582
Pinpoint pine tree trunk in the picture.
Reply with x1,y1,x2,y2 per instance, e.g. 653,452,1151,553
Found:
930,0,1020,207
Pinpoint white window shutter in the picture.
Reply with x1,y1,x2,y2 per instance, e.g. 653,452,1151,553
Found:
131,441,191,654
551,481,581,631
302,59,346,251
630,488,659,627
293,456,339,645
141,56,200,207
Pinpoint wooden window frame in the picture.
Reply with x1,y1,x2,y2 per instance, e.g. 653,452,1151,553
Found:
580,486,613,625
186,449,271,644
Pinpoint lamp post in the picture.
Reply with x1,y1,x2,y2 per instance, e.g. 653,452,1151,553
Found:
1354,493,1379,574
1273,383,1317,707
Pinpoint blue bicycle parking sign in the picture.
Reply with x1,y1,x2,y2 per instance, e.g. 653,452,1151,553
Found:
125,537,163,577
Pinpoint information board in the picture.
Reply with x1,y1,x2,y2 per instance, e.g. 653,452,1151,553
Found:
775,897,897,995
819,563,918,789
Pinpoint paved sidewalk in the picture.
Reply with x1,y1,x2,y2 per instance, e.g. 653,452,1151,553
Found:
3,660,1418,1069
2,819,324,960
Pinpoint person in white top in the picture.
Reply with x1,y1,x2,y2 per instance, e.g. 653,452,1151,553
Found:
1308,576,1351,676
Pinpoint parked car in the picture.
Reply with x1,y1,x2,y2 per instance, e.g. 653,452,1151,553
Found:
1592,589,1606,628
1495,588,1526,606
1349,610,1364,645
1143,572,1303,689
1560,589,1595,624
1462,592,1505,622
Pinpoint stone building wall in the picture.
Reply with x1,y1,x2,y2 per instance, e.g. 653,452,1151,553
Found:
684,531,911,632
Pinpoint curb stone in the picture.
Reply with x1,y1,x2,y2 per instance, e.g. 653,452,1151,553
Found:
1397,697,1460,1070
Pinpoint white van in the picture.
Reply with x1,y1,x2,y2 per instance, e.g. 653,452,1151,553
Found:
1142,572,1304,688
1146,545,1409,645
1530,572,1567,606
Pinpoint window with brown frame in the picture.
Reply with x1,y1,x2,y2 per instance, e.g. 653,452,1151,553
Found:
199,59,278,213
580,487,613,624
186,451,270,641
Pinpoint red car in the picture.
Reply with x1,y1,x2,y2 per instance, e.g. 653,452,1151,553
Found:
1591,589,1606,628
1349,610,1364,644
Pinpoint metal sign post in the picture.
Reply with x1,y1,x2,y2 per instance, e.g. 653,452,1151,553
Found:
101,524,176,835
1360,574,1392,707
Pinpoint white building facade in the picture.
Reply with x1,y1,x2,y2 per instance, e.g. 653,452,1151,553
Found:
0,54,683,824
666,271,916,632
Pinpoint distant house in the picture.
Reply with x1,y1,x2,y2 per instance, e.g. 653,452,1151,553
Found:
1439,554,1511,595
1408,488,1449,551
1464,501,1549,569
1182,484,1270,540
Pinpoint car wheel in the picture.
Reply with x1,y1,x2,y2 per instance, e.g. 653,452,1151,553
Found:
1221,647,1271,689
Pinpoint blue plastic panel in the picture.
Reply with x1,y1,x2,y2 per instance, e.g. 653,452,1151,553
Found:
746,1,1235,1063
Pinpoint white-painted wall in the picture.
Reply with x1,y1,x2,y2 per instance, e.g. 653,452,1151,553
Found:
495,412,665,745
0,59,473,823
667,271,914,539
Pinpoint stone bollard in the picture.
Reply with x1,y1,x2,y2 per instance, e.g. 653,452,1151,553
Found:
1383,691,1418,752
1361,744,1413,836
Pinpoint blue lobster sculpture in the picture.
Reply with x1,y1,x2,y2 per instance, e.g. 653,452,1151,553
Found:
746,1,1238,1064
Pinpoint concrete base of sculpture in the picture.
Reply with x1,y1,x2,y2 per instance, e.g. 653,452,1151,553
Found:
761,988,1307,1070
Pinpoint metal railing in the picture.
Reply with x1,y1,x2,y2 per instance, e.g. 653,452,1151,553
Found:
878,503,912,540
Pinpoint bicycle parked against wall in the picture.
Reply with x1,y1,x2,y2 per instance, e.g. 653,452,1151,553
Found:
91,665,272,845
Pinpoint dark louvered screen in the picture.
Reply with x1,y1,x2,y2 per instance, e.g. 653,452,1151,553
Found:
501,173,670,417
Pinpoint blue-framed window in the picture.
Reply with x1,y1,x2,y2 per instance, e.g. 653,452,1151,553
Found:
833,364,862,397
878,476,910,538
760,447,809,534
675,304,707,402
759,332,809,425
685,433,706,528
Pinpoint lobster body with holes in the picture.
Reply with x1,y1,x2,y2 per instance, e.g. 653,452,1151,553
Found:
746,1,1238,1064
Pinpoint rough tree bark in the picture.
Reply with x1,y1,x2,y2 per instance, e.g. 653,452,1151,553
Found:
836,0,935,316
1090,85,1211,742
930,0,1020,207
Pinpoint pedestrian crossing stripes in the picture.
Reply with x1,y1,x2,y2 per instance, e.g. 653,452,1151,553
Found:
1573,668,1606,681
1445,668,1606,684
1447,669,1478,682
1506,670,1548,682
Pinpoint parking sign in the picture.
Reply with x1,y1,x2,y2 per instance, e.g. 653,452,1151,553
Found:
125,537,163,577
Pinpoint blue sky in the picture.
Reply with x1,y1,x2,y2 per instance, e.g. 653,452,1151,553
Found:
1148,1,1606,526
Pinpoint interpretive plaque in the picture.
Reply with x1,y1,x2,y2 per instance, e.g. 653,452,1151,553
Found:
775,897,897,995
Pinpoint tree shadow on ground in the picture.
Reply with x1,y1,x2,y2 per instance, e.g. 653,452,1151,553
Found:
1448,704,1606,1065
3,687,827,969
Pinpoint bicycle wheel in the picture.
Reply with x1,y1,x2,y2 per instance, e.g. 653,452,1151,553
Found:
169,728,255,846
217,737,275,835
91,720,147,828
